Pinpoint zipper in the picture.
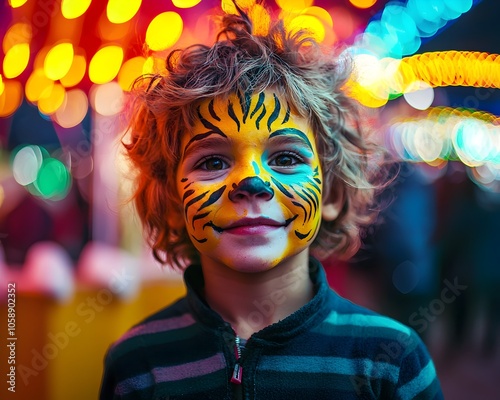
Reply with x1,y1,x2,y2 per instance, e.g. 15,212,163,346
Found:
230,335,243,384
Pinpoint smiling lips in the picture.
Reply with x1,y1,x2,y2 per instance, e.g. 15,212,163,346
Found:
223,217,284,235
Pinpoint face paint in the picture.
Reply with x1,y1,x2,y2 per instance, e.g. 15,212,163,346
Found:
176,90,323,272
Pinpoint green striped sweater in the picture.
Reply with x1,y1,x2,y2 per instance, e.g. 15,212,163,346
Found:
100,258,443,399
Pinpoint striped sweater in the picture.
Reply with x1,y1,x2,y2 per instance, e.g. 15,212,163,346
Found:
99,258,443,399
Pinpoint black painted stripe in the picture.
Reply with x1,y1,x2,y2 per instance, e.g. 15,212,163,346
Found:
267,93,281,131
282,104,291,124
192,211,211,229
196,107,227,136
292,186,313,222
184,191,209,218
307,178,321,193
305,186,320,208
301,188,318,216
238,90,251,123
271,176,294,198
182,189,195,202
292,201,308,224
198,185,226,211
208,99,220,121
191,235,207,243
227,101,241,131
255,104,266,130
295,229,311,240
250,92,265,119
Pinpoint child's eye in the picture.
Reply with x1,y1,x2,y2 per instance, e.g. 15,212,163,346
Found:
270,152,303,167
196,156,229,171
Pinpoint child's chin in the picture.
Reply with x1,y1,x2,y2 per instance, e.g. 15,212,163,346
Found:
222,254,298,274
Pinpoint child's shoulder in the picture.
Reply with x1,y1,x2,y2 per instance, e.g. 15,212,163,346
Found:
322,291,421,351
106,296,195,359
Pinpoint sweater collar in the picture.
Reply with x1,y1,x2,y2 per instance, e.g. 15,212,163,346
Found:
184,257,334,344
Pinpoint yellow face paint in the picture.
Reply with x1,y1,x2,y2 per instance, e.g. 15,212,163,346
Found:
176,90,323,272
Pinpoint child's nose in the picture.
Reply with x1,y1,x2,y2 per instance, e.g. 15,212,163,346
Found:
228,176,274,202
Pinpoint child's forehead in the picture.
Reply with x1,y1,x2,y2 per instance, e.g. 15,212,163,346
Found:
188,89,311,135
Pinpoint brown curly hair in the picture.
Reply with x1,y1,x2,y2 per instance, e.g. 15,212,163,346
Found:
124,4,388,269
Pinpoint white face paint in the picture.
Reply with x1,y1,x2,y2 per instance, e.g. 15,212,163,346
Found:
177,90,323,272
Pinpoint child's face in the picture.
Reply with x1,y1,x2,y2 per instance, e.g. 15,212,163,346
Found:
176,90,323,272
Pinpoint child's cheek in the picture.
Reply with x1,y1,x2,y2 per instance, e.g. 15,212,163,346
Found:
274,168,323,252
178,179,228,250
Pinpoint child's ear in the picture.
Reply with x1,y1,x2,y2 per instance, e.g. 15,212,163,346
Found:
322,187,344,222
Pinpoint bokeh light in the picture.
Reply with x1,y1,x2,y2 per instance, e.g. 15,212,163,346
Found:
89,45,124,84
107,0,142,24
60,54,87,88
173,0,202,8
145,12,183,51
3,23,32,53
349,0,377,9
3,43,30,79
90,82,124,116
0,79,23,117
35,158,72,200
275,0,313,12
386,107,500,168
25,68,54,103
61,0,92,19
118,56,147,91
12,145,44,186
44,43,74,81
38,83,66,115
8,0,28,7
403,80,434,110
53,89,89,128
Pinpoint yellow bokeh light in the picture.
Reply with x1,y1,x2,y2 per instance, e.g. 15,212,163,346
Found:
146,12,183,51
89,46,124,84
60,55,87,87
303,7,333,28
118,57,146,91
349,0,377,9
38,83,66,115
8,0,28,7
61,0,92,19
173,0,202,8
221,0,256,14
3,23,32,54
54,89,89,128
25,69,54,103
44,43,74,81
275,0,313,12
0,80,23,117
286,14,326,43
0,75,4,96
3,43,30,79
107,0,142,24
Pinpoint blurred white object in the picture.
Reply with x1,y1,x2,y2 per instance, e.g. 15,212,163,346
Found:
23,241,75,302
77,241,139,300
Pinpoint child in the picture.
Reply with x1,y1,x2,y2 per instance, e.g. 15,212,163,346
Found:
100,4,443,399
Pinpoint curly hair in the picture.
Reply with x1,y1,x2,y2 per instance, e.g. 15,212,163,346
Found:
124,4,388,269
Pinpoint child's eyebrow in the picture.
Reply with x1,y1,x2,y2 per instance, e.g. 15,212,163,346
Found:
182,133,228,159
269,128,313,151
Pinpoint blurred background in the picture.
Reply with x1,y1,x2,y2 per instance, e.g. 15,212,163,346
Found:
0,0,499,398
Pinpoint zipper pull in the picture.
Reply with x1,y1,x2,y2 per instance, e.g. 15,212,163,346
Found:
230,335,243,384
231,363,243,384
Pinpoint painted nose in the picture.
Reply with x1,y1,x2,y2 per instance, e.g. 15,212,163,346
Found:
228,176,274,202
